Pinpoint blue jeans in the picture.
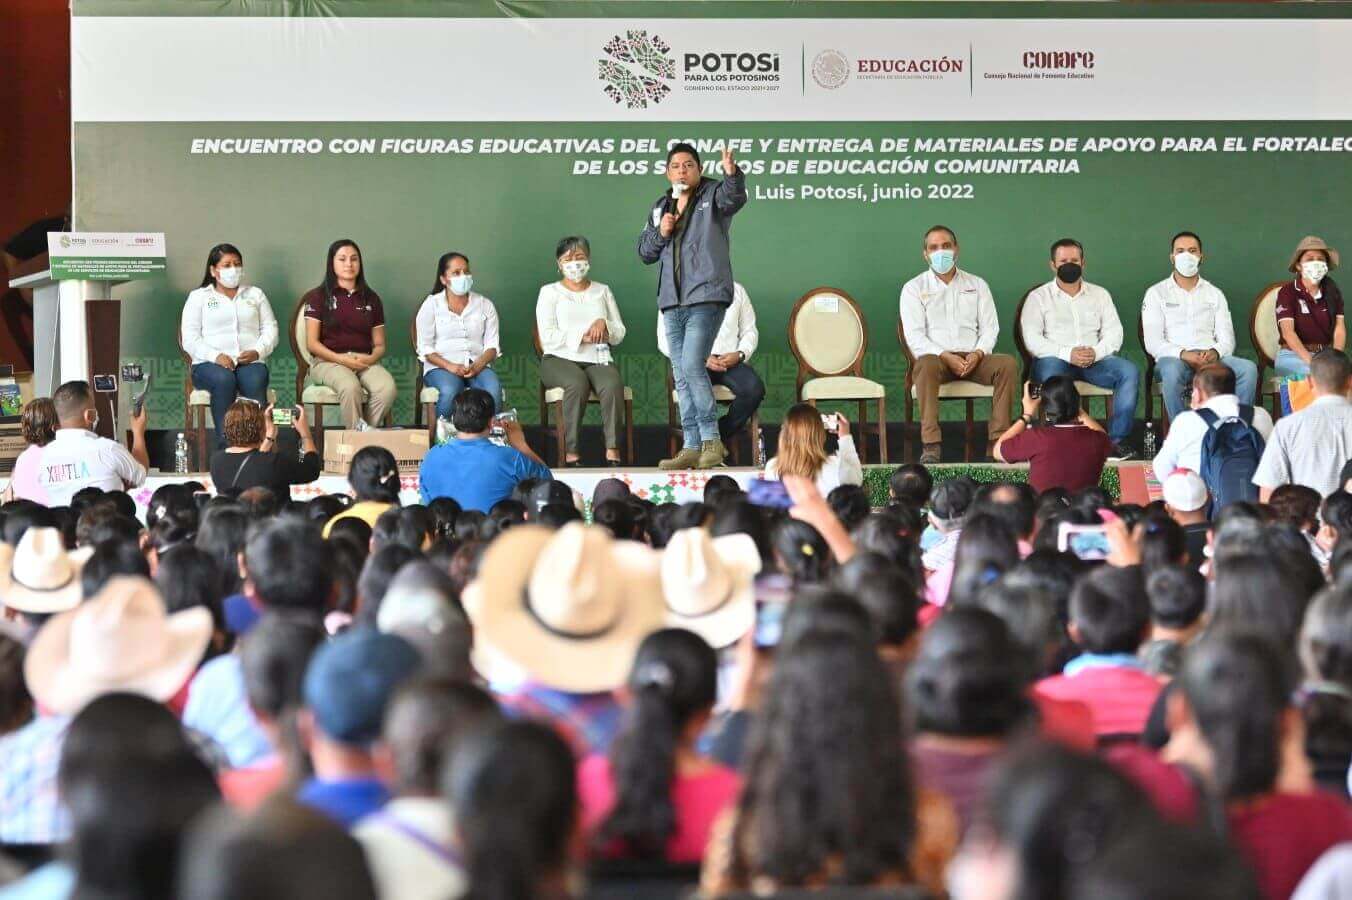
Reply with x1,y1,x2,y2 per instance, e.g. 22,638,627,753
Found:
1275,348,1311,379
423,367,502,419
191,362,270,448
710,362,767,441
1155,355,1259,420
664,303,727,448
1030,355,1139,444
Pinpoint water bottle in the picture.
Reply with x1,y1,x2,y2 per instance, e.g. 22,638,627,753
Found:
596,342,611,365
174,432,189,474
757,426,766,468
1142,421,1156,457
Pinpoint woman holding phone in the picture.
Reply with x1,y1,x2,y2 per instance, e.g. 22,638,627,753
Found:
181,243,279,447
995,376,1112,493
762,403,861,496
209,399,320,496
301,239,397,429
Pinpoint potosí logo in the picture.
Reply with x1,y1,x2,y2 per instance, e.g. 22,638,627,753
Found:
683,51,781,83
599,30,676,108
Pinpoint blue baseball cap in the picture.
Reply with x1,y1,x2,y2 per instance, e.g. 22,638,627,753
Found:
303,628,421,746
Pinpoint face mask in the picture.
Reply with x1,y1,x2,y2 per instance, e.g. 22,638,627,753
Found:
1056,262,1083,284
87,411,99,432
1303,260,1330,283
217,266,242,289
561,260,591,281
1173,252,1200,278
448,274,473,295
928,249,956,275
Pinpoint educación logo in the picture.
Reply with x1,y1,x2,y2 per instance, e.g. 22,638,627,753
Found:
599,30,676,108
812,49,850,89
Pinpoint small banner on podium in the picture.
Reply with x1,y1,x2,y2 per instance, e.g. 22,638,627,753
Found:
47,232,167,281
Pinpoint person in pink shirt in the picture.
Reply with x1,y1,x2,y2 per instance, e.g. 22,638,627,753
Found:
578,628,739,863
3,398,56,505
1035,565,1163,740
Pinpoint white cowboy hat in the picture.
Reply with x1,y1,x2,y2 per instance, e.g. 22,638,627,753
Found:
0,528,92,615
660,528,762,648
24,576,214,715
462,523,663,693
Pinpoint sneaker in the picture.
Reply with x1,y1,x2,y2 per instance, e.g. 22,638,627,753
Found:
658,447,702,471
1109,443,1136,462
919,444,942,465
696,439,728,469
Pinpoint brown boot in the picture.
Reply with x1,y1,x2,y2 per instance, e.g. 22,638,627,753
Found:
659,447,702,470
696,439,727,469
919,443,942,464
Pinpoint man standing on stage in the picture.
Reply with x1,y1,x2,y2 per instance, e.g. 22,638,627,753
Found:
639,142,748,470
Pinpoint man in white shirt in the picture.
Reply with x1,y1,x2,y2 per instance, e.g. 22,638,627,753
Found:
658,281,765,444
1151,363,1274,479
38,380,148,506
900,225,1018,463
1020,238,1139,458
1141,231,1258,421
1253,349,1352,500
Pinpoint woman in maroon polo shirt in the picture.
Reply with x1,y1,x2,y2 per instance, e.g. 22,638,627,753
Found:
1274,235,1344,378
301,239,398,429
994,375,1113,494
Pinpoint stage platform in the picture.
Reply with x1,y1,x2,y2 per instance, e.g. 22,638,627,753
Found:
120,462,1155,522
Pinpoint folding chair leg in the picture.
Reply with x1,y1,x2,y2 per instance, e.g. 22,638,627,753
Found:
1105,397,1115,433
903,384,914,468
552,401,566,468
749,410,761,467
856,400,868,465
195,407,208,473
310,404,326,459
424,402,437,443
877,396,888,464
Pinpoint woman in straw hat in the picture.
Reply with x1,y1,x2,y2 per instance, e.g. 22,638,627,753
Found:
1275,235,1344,378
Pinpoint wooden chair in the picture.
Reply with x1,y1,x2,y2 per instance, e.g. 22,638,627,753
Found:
1013,286,1116,423
664,369,761,466
410,319,439,443
787,287,887,463
897,315,994,462
178,334,275,471
533,326,635,466
1249,280,1288,419
1139,316,1171,438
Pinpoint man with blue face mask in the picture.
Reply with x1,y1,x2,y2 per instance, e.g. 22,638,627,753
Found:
1141,230,1257,420
900,225,1017,463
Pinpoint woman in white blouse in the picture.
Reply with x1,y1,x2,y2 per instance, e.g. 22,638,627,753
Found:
415,251,503,421
763,403,863,495
180,243,279,447
535,236,628,466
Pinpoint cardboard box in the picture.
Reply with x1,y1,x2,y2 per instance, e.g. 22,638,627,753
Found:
322,428,430,476
0,423,23,474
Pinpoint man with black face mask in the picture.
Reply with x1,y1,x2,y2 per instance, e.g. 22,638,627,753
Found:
1019,238,1139,459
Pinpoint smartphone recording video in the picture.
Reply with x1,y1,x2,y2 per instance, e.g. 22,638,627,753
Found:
1058,523,1111,561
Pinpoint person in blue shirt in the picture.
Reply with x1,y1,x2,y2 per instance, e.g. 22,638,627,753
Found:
419,388,553,513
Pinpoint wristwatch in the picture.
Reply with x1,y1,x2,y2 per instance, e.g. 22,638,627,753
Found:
1020,414,1034,426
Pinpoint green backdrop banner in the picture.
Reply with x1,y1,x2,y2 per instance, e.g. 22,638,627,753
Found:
70,3,1352,430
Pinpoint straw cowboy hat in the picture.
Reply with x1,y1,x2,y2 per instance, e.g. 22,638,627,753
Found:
462,522,664,694
1289,235,1341,273
0,527,92,615
24,576,214,715
660,528,762,648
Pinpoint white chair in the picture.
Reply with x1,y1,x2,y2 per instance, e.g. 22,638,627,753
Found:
788,287,887,463
1248,281,1288,419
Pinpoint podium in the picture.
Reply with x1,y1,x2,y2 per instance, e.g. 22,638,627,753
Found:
7,255,124,439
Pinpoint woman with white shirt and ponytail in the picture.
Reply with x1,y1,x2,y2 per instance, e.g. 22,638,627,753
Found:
415,251,503,424
180,243,279,447
535,236,628,467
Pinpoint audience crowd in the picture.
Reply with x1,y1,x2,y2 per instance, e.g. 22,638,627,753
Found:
3,355,1352,899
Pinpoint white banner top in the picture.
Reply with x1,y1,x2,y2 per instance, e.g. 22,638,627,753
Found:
71,17,1352,122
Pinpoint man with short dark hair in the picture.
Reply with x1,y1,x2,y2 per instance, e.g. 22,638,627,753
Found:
1141,231,1258,418
1152,362,1273,479
972,482,1037,551
1254,348,1352,499
38,380,149,505
1019,238,1139,459
640,142,749,470
900,225,1018,463
418,388,552,513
